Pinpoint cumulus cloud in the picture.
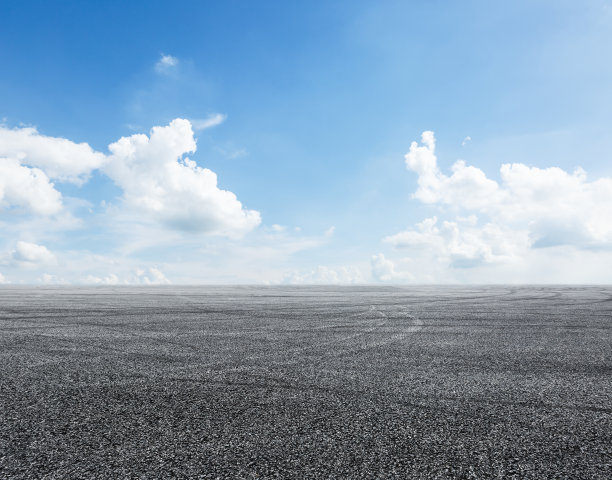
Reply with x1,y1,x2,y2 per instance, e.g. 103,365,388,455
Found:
155,54,178,73
191,113,227,131
38,273,68,285
0,125,106,184
0,159,63,215
1,118,260,236
385,216,530,268
370,253,414,282
0,124,105,215
84,273,121,285
137,267,171,285
397,131,612,267
0,272,8,284
405,131,501,210
282,265,364,285
104,119,261,236
11,241,56,268
84,267,170,285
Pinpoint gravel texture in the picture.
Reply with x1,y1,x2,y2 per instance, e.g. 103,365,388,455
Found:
1,285,611,479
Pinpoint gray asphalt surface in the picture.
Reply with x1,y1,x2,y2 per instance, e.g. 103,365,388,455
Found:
1,286,611,478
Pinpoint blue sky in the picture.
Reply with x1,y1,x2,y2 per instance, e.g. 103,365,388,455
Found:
1,0,612,284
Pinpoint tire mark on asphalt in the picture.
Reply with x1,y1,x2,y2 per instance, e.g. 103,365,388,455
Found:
215,305,423,372
197,304,424,371
196,306,389,371
320,306,424,359
7,304,422,375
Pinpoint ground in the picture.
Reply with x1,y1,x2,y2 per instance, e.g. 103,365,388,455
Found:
1,286,611,478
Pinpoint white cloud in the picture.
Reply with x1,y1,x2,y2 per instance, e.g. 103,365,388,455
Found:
282,265,364,285
462,136,472,146
405,131,500,210
38,273,69,285
155,54,178,73
1,119,259,235
325,226,336,237
0,125,106,184
385,216,530,268
0,272,8,284
83,267,170,285
191,113,227,131
82,267,171,285
370,253,414,282
0,158,63,215
11,241,56,268
104,119,261,236
49,229,325,284
400,131,612,258
137,267,171,285
0,123,105,216
215,145,248,160
84,273,121,285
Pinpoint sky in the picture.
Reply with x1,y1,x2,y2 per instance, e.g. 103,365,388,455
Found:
1,0,612,285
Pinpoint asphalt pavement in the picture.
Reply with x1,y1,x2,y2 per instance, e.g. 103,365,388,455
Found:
1,286,611,478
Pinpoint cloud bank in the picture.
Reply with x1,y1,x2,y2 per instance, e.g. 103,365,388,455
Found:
84,267,171,285
371,253,414,282
0,119,260,236
387,131,612,273
282,265,364,285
